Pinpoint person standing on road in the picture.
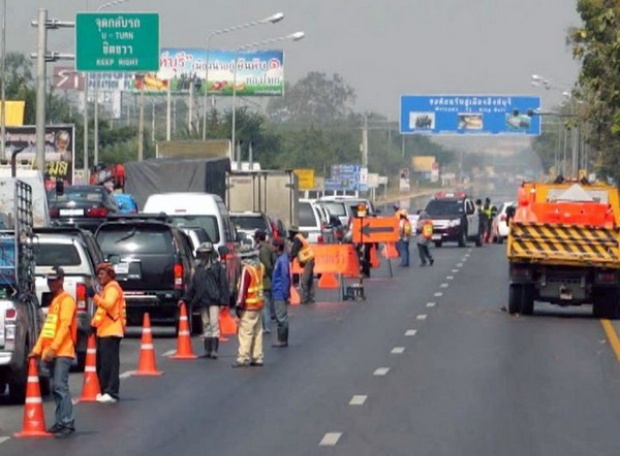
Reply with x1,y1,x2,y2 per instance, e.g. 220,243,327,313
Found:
233,249,265,367
180,242,229,359
416,212,435,266
89,262,126,403
483,197,493,242
272,238,290,347
476,199,487,243
30,266,77,437
398,211,412,267
255,229,275,334
288,226,315,304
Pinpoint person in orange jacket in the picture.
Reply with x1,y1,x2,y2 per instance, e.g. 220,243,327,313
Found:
30,266,77,437
88,263,126,403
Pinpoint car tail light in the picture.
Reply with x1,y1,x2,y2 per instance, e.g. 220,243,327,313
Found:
597,272,617,284
76,283,87,311
86,207,109,218
174,263,183,288
49,207,60,218
5,308,16,320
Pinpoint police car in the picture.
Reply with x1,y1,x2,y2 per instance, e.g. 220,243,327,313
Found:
423,192,482,248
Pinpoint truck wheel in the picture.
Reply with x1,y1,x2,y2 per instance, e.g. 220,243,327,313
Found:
508,284,523,315
521,286,535,315
592,289,620,320
434,241,442,248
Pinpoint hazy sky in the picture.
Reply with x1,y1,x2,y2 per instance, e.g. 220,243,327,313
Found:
8,0,581,119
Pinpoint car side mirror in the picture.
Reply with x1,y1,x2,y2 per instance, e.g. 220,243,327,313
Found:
106,254,121,265
55,178,64,196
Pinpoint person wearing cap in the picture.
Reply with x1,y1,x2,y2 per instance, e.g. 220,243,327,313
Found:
416,212,435,266
30,266,77,437
232,248,265,367
180,242,229,358
288,226,315,304
271,237,290,347
254,229,275,334
88,262,126,403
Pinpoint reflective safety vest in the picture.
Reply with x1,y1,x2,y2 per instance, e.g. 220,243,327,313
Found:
403,219,412,237
244,264,265,311
422,221,434,240
91,280,127,337
39,291,78,357
483,205,493,218
295,233,315,264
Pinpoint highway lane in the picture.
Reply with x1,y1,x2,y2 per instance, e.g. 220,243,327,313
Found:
2,242,620,455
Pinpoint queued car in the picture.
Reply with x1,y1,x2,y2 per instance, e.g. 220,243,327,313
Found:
48,185,120,232
95,217,200,333
298,199,336,244
492,202,516,244
424,192,482,248
230,211,274,242
33,227,105,370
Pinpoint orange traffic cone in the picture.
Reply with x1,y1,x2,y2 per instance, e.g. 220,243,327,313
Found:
77,334,101,402
134,313,163,376
370,245,380,268
382,242,399,259
220,307,238,335
342,244,362,278
290,284,301,305
14,358,53,438
318,272,340,289
172,304,197,360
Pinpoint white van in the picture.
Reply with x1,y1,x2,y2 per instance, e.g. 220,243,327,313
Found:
143,193,242,301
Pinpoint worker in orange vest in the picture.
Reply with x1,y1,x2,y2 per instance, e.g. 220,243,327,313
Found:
88,263,126,403
30,266,77,437
232,250,265,367
416,212,435,266
288,226,315,304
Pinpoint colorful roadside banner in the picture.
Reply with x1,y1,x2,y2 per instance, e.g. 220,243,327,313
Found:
130,48,285,96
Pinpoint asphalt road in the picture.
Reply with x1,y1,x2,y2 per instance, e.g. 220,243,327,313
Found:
2,240,620,455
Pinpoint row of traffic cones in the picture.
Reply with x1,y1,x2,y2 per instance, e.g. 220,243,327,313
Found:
14,304,236,438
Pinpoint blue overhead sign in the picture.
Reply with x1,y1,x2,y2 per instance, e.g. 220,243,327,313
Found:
399,95,541,136
329,164,367,192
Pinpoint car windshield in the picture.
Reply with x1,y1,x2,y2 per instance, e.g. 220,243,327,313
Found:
425,200,463,216
168,215,220,244
97,227,174,255
230,215,269,232
299,202,317,227
33,243,81,266
319,202,347,217
49,187,104,204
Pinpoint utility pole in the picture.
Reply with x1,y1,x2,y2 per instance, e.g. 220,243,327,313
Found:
361,115,368,167
30,10,74,174
138,81,144,160
1,0,6,160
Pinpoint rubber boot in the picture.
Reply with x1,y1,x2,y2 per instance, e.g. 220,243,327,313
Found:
211,338,219,359
273,327,288,347
203,337,213,358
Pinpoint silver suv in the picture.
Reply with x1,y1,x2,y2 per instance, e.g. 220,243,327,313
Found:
33,228,105,370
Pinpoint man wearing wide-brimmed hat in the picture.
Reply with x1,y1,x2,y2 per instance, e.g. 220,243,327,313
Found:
288,226,315,304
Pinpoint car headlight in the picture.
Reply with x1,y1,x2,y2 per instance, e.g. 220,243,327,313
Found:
449,219,461,227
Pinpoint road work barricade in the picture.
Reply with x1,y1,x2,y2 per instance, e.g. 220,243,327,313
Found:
292,244,361,301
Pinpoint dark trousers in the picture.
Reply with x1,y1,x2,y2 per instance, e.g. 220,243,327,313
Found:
417,243,433,264
301,259,315,303
96,336,121,399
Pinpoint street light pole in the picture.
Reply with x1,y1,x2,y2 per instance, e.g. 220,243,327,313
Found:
201,12,284,141
231,31,304,167
1,0,6,160
94,0,128,169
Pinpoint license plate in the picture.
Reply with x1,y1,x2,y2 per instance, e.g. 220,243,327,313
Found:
432,234,441,240
59,208,84,217
113,262,130,274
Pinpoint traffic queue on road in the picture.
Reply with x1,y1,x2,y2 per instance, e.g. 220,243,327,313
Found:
1,174,515,439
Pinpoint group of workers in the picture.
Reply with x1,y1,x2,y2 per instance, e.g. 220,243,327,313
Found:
393,207,435,268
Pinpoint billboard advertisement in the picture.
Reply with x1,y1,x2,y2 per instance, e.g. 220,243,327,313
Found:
3,125,75,188
400,95,541,135
132,48,284,96
411,155,436,172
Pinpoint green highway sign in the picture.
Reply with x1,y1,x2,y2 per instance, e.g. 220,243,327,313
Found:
75,13,160,72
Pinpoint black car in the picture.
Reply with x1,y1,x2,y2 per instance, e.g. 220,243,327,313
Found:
95,219,198,333
424,192,482,248
48,185,120,232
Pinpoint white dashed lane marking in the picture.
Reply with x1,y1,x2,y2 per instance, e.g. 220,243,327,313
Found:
452,269,459,273
320,432,343,446
457,263,463,267
417,314,427,320
0,437,10,445
350,395,367,405
426,302,436,308
162,350,176,357
446,276,454,280
373,367,390,376
434,292,443,297
405,329,418,336
440,283,449,288
391,347,405,354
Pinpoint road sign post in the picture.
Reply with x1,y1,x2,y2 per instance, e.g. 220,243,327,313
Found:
75,13,160,72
